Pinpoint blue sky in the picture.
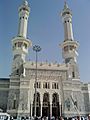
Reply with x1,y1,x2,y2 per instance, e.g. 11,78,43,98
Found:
0,0,90,83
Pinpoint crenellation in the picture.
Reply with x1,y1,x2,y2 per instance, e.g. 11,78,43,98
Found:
24,61,68,71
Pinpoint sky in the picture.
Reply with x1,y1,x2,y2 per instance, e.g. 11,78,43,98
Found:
0,0,90,83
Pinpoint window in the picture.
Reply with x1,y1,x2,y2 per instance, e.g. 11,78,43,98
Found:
70,45,74,50
54,83,56,89
18,42,22,47
43,83,45,88
34,82,41,89
15,43,17,47
65,98,71,111
24,43,27,49
47,83,50,89
43,82,50,89
72,71,75,78
13,100,16,109
37,82,40,88
23,8,26,11
57,84,59,89
52,83,59,89
64,46,68,51
66,12,70,15
16,69,19,75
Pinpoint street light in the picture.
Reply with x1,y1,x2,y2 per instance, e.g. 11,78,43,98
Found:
33,45,41,117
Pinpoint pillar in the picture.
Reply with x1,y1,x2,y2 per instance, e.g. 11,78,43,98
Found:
50,94,52,117
59,95,62,116
40,101,43,117
31,102,33,117
40,94,43,117
59,104,62,116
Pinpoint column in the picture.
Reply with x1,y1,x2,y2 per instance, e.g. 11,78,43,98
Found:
59,95,62,117
59,104,62,116
40,101,43,117
50,104,52,117
50,94,52,117
40,94,43,117
31,102,33,117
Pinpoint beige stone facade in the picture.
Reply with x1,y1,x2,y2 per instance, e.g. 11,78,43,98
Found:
0,1,90,118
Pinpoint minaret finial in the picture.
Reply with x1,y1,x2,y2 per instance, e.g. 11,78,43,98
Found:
23,0,28,6
64,0,68,9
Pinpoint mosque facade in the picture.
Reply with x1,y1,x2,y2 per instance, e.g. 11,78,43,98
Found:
0,0,90,118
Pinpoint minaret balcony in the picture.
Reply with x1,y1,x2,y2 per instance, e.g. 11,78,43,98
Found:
61,40,79,48
12,36,32,48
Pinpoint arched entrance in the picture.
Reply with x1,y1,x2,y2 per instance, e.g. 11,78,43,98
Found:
42,93,50,117
33,92,40,116
52,93,60,117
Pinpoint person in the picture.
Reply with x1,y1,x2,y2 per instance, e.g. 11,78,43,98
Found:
76,116,80,120
5,116,8,120
88,114,90,120
59,116,63,120
10,116,13,120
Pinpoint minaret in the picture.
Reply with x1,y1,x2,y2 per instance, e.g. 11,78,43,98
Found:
61,2,79,63
12,0,32,76
7,1,32,115
60,2,80,79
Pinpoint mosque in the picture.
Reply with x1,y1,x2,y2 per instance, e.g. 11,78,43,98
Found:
0,0,90,118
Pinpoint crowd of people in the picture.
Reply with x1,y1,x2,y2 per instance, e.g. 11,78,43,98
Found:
9,114,90,120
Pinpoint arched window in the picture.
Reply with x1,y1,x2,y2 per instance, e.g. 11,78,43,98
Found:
33,92,40,106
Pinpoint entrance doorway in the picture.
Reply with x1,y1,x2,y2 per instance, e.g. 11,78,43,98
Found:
43,93,50,117
32,92,40,116
52,93,60,117
42,107,49,116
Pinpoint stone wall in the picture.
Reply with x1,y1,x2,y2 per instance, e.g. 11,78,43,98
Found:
0,78,9,112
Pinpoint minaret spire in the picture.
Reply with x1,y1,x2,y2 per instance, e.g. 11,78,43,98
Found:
64,0,68,9
23,0,28,6
61,1,73,41
18,0,30,38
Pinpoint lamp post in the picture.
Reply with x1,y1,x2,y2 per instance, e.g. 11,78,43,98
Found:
33,45,41,117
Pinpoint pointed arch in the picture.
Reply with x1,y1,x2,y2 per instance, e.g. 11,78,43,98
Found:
42,92,50,117
52,93,60,117
32,92,40,116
